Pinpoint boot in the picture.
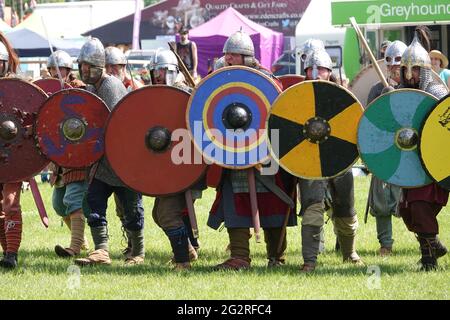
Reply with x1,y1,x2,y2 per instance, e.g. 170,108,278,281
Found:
338,233,363,264
74,249,111,266
0,252,18,269
74,226,110,266
264,228,286,268
214,228,251,271
300,225,322,272
435,236,448,259
334,216,363,265
417,234,437,271
124,228,145,266
55,210,86,258
165,226,190,266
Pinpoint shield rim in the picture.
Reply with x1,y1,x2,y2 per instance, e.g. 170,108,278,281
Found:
186,65,281,170
267,79,363,180
105,84,208,196
33,78,72,94
35,88,110,169
0,78,49,183
357,88,437,188
418,93,450,190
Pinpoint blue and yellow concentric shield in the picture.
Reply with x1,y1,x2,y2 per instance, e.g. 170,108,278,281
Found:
186,66,281,169
358,89,437,188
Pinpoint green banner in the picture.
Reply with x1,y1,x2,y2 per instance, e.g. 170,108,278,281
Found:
332,0,450,26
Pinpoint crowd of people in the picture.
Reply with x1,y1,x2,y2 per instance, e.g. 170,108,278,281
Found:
0,25,448,274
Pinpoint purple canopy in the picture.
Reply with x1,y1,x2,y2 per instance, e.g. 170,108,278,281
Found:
187,7,284,77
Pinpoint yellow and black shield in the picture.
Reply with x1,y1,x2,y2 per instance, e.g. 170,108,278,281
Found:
420,95,450,191
267,80,363,179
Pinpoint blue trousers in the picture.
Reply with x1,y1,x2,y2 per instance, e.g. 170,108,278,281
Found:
86,178,144,231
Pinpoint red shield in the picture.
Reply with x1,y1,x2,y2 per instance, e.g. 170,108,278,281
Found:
33,78,72,95
279,75,305,90
0,78,49,183
105,85,207,196
35,89,109,168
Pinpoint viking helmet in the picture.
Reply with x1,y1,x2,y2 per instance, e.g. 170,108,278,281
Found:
105,46,127,66
77,37,105,68
77,38,105,84
304,48,333,78
401,35,431,81
47,50,73,69
223,30,255,57
149,49,179,85
384,41,407,66
299,39,325,62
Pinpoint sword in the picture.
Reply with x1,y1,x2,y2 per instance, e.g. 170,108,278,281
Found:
277,177,298,255
28,178,49,228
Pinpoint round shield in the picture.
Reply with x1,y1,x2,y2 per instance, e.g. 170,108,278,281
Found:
349,60,387,108
419,95,450,190
35,89,109,168
187,66,281,169
358,89,437,188
0,78,49,183
268,80,363,179
279,75,305,90
105,85,207,196
33,78,71,95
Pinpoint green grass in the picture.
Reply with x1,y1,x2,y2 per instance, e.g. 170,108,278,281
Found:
1,176,448,300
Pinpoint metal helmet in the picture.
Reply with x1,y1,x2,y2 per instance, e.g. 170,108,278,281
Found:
0,41,8,61
149,49,178,72
384,40,407,66
304,48,333,74
105,46,127,66
299,38,325,61
400,34,431,81
223,30,255,57
149,49,179,85
77,37,105,68
47,50,73,69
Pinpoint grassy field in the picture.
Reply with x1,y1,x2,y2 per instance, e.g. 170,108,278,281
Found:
0,176,448,300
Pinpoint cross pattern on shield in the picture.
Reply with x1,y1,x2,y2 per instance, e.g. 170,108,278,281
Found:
358,89,437,188
35,89,109,168
187,66,281,169
268,80,363,179
0,78,49,183
420,94,450,190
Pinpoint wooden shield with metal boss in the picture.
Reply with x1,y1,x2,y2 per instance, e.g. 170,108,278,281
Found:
358,89,437,188
268,80,363,179
105,85,207,196
35,89,109,168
